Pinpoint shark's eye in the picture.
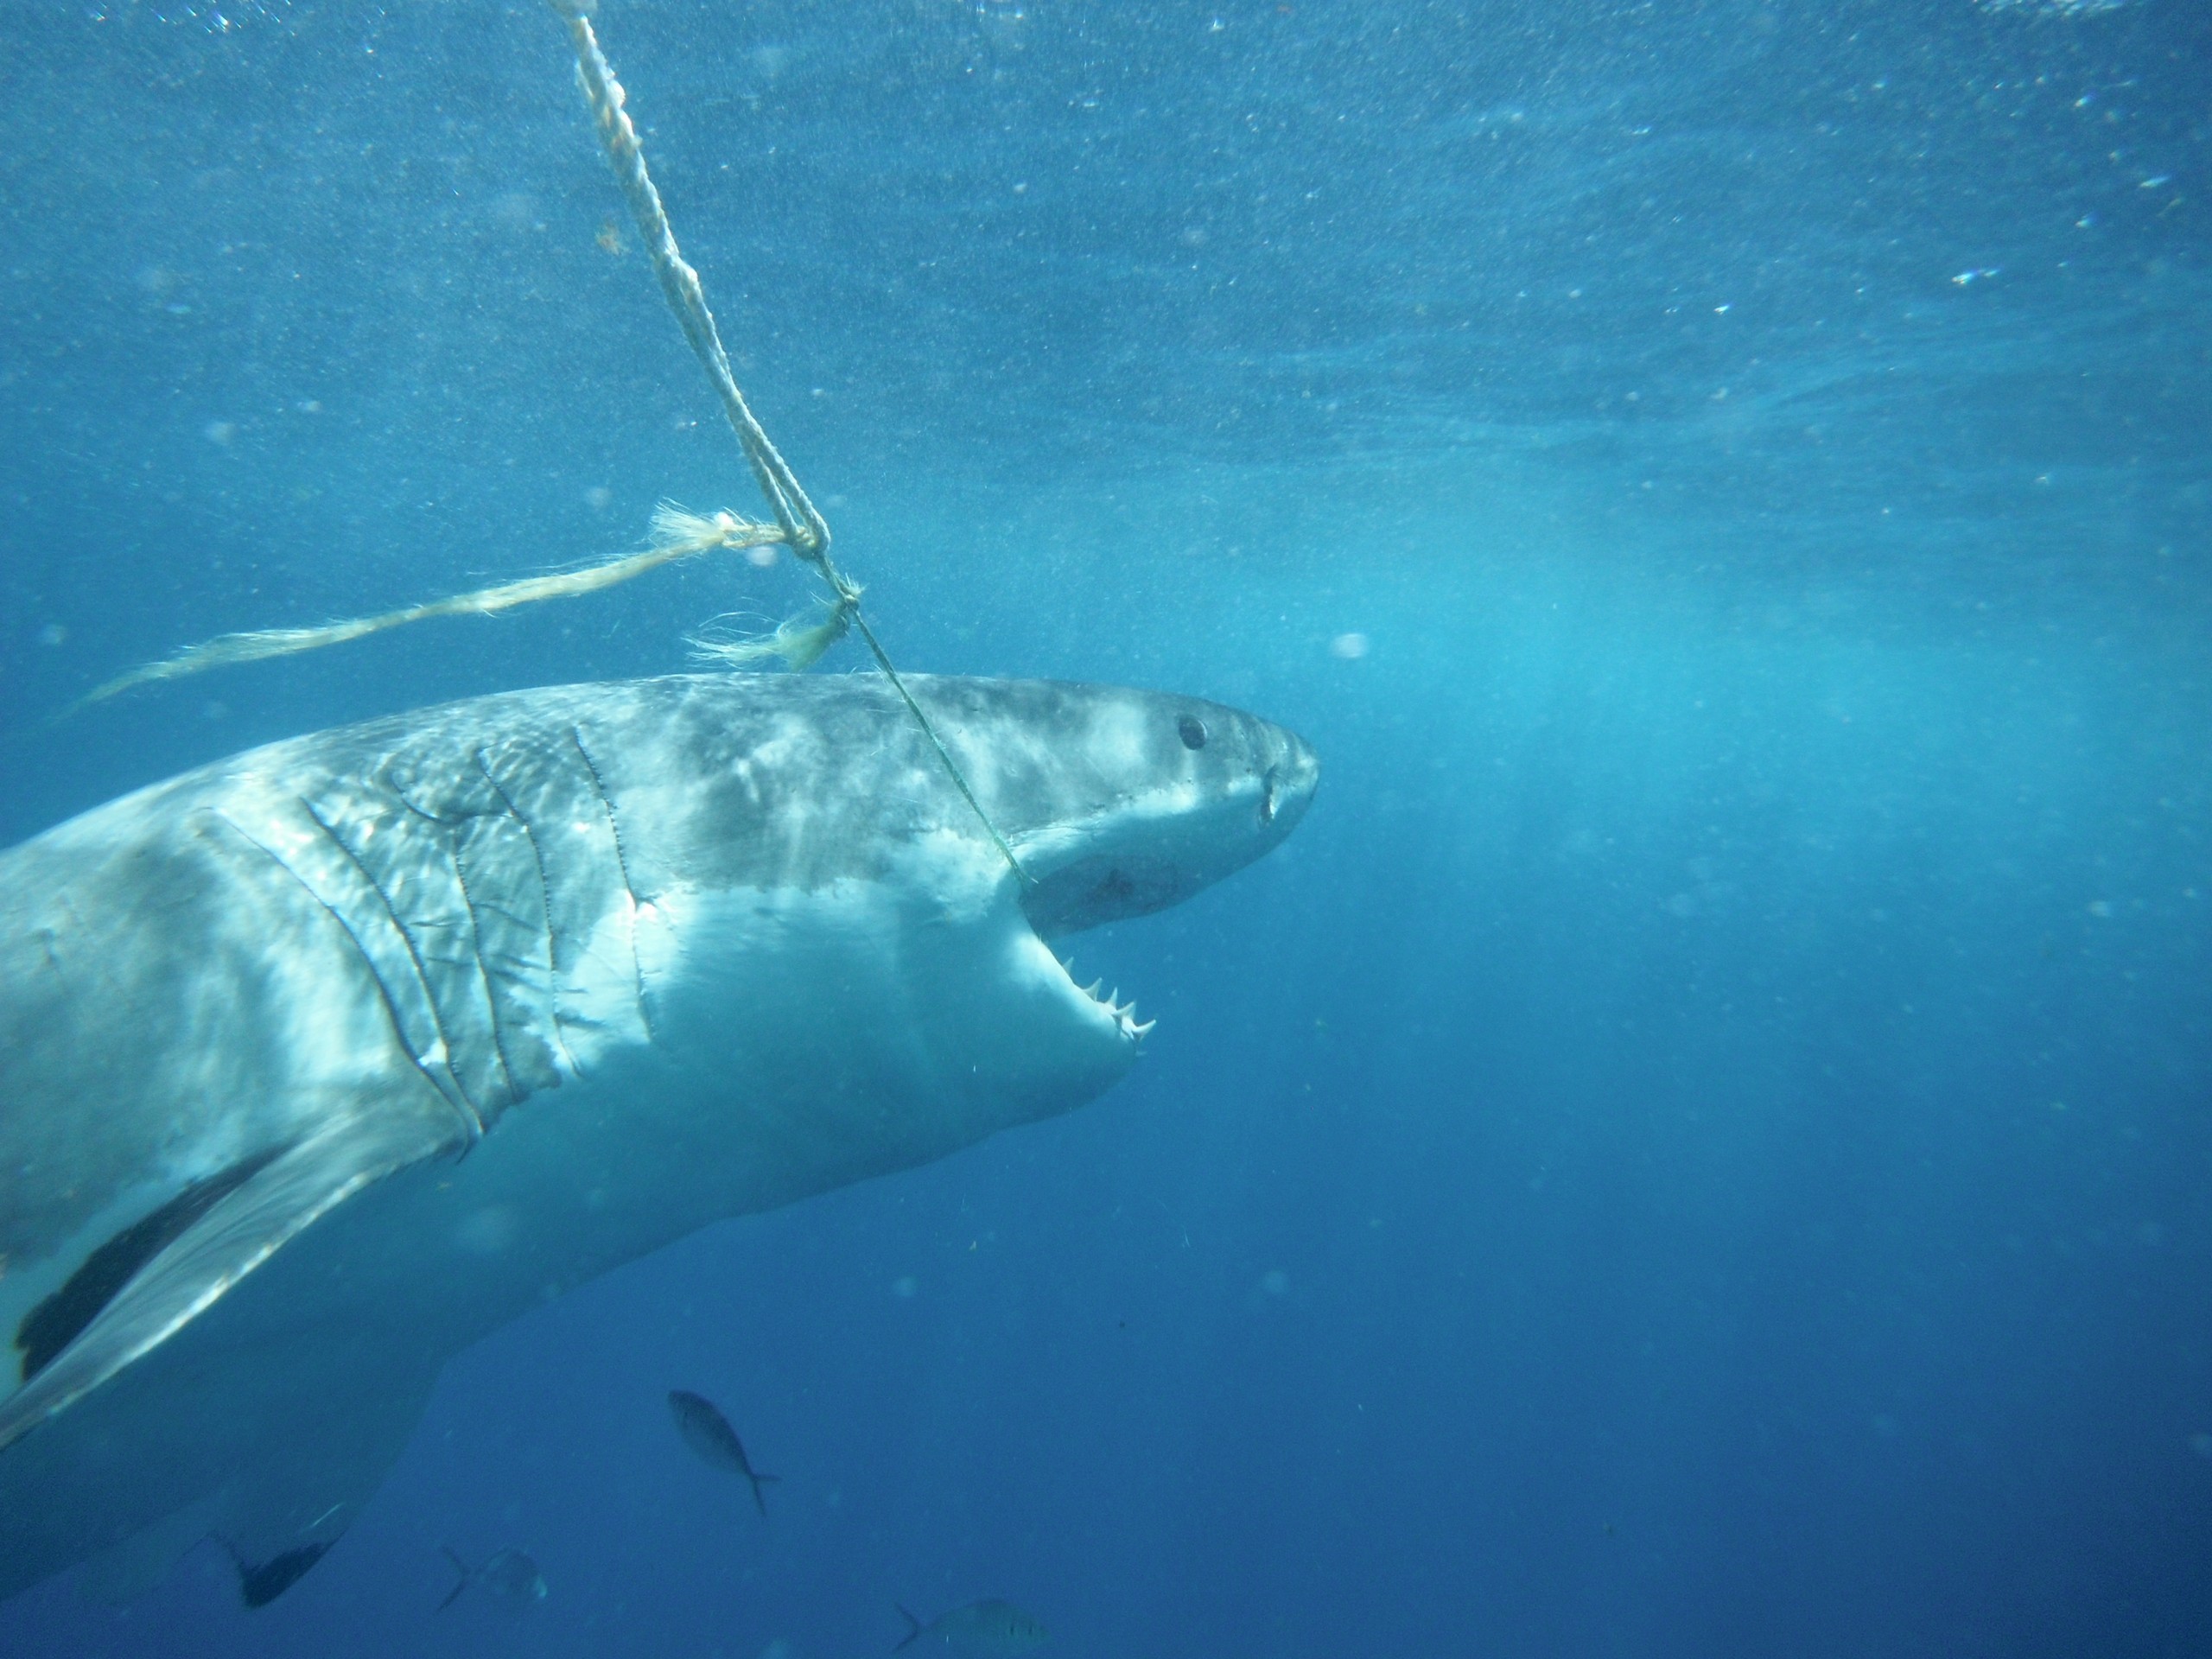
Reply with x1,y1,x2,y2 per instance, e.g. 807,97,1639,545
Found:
1177,715,1208,751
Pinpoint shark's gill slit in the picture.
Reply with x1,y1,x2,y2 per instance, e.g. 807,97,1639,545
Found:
568,727,657,1041
474,757,554,949
474,748,588,1077
445,846,523,1108
219,815,486,1141
16,1145,288,1382
296,801,475,1119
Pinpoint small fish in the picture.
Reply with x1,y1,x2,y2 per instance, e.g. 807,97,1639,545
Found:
596,213,626,256
669,1389,779,1516
893,1598,1048,1653
436,1546,548,1611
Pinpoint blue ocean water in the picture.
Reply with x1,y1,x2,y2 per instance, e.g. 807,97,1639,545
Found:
2,0,2208,1654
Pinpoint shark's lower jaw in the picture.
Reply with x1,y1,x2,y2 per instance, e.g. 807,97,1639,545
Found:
1007,917,1154,1053
1015,845,1189,1050
1050,945,1155,1046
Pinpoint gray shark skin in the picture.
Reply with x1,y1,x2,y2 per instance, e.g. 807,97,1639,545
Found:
0,673,1316,1605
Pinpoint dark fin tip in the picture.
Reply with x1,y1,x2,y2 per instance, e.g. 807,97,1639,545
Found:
16,1147,284,1382
235,1541,331,1609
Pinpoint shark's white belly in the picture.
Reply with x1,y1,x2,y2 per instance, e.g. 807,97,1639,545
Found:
349,864,1132,1344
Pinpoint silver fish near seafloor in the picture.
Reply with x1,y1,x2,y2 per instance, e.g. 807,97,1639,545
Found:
895,1598,1049,1653
0,673,1317,1607
669,1388,779,1515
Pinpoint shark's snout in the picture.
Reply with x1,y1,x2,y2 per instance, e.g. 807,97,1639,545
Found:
1015,706,1318,939
1261,727,1321,835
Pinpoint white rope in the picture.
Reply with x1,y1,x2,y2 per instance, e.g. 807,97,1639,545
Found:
70,506,779,714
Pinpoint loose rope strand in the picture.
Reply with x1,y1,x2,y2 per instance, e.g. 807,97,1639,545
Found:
66,507,779,715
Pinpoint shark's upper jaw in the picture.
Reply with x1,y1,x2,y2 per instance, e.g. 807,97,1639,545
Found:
1010,719,1319,938
1018,847,1204,939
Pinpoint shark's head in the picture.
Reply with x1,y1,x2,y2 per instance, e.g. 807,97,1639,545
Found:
912,677,1319,1051
925,678,1320,939
584,674,1319,1151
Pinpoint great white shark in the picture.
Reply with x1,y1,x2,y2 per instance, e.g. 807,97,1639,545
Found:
0,672,1316,1606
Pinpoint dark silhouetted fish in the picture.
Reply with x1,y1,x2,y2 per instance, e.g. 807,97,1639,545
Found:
669,1389,779,1516
894,1598,1048,1653
436,1546,547,1611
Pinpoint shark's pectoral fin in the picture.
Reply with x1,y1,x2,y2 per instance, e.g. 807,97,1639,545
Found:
0,1105,461,1456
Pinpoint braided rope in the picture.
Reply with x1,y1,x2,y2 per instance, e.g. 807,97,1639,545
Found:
70,508,779,714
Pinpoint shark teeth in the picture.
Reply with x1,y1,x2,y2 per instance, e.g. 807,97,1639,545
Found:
1065,964,1153,1045
1105,994,1150,1045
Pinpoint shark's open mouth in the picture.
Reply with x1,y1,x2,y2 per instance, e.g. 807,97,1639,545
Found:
1018,855,1192,1051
